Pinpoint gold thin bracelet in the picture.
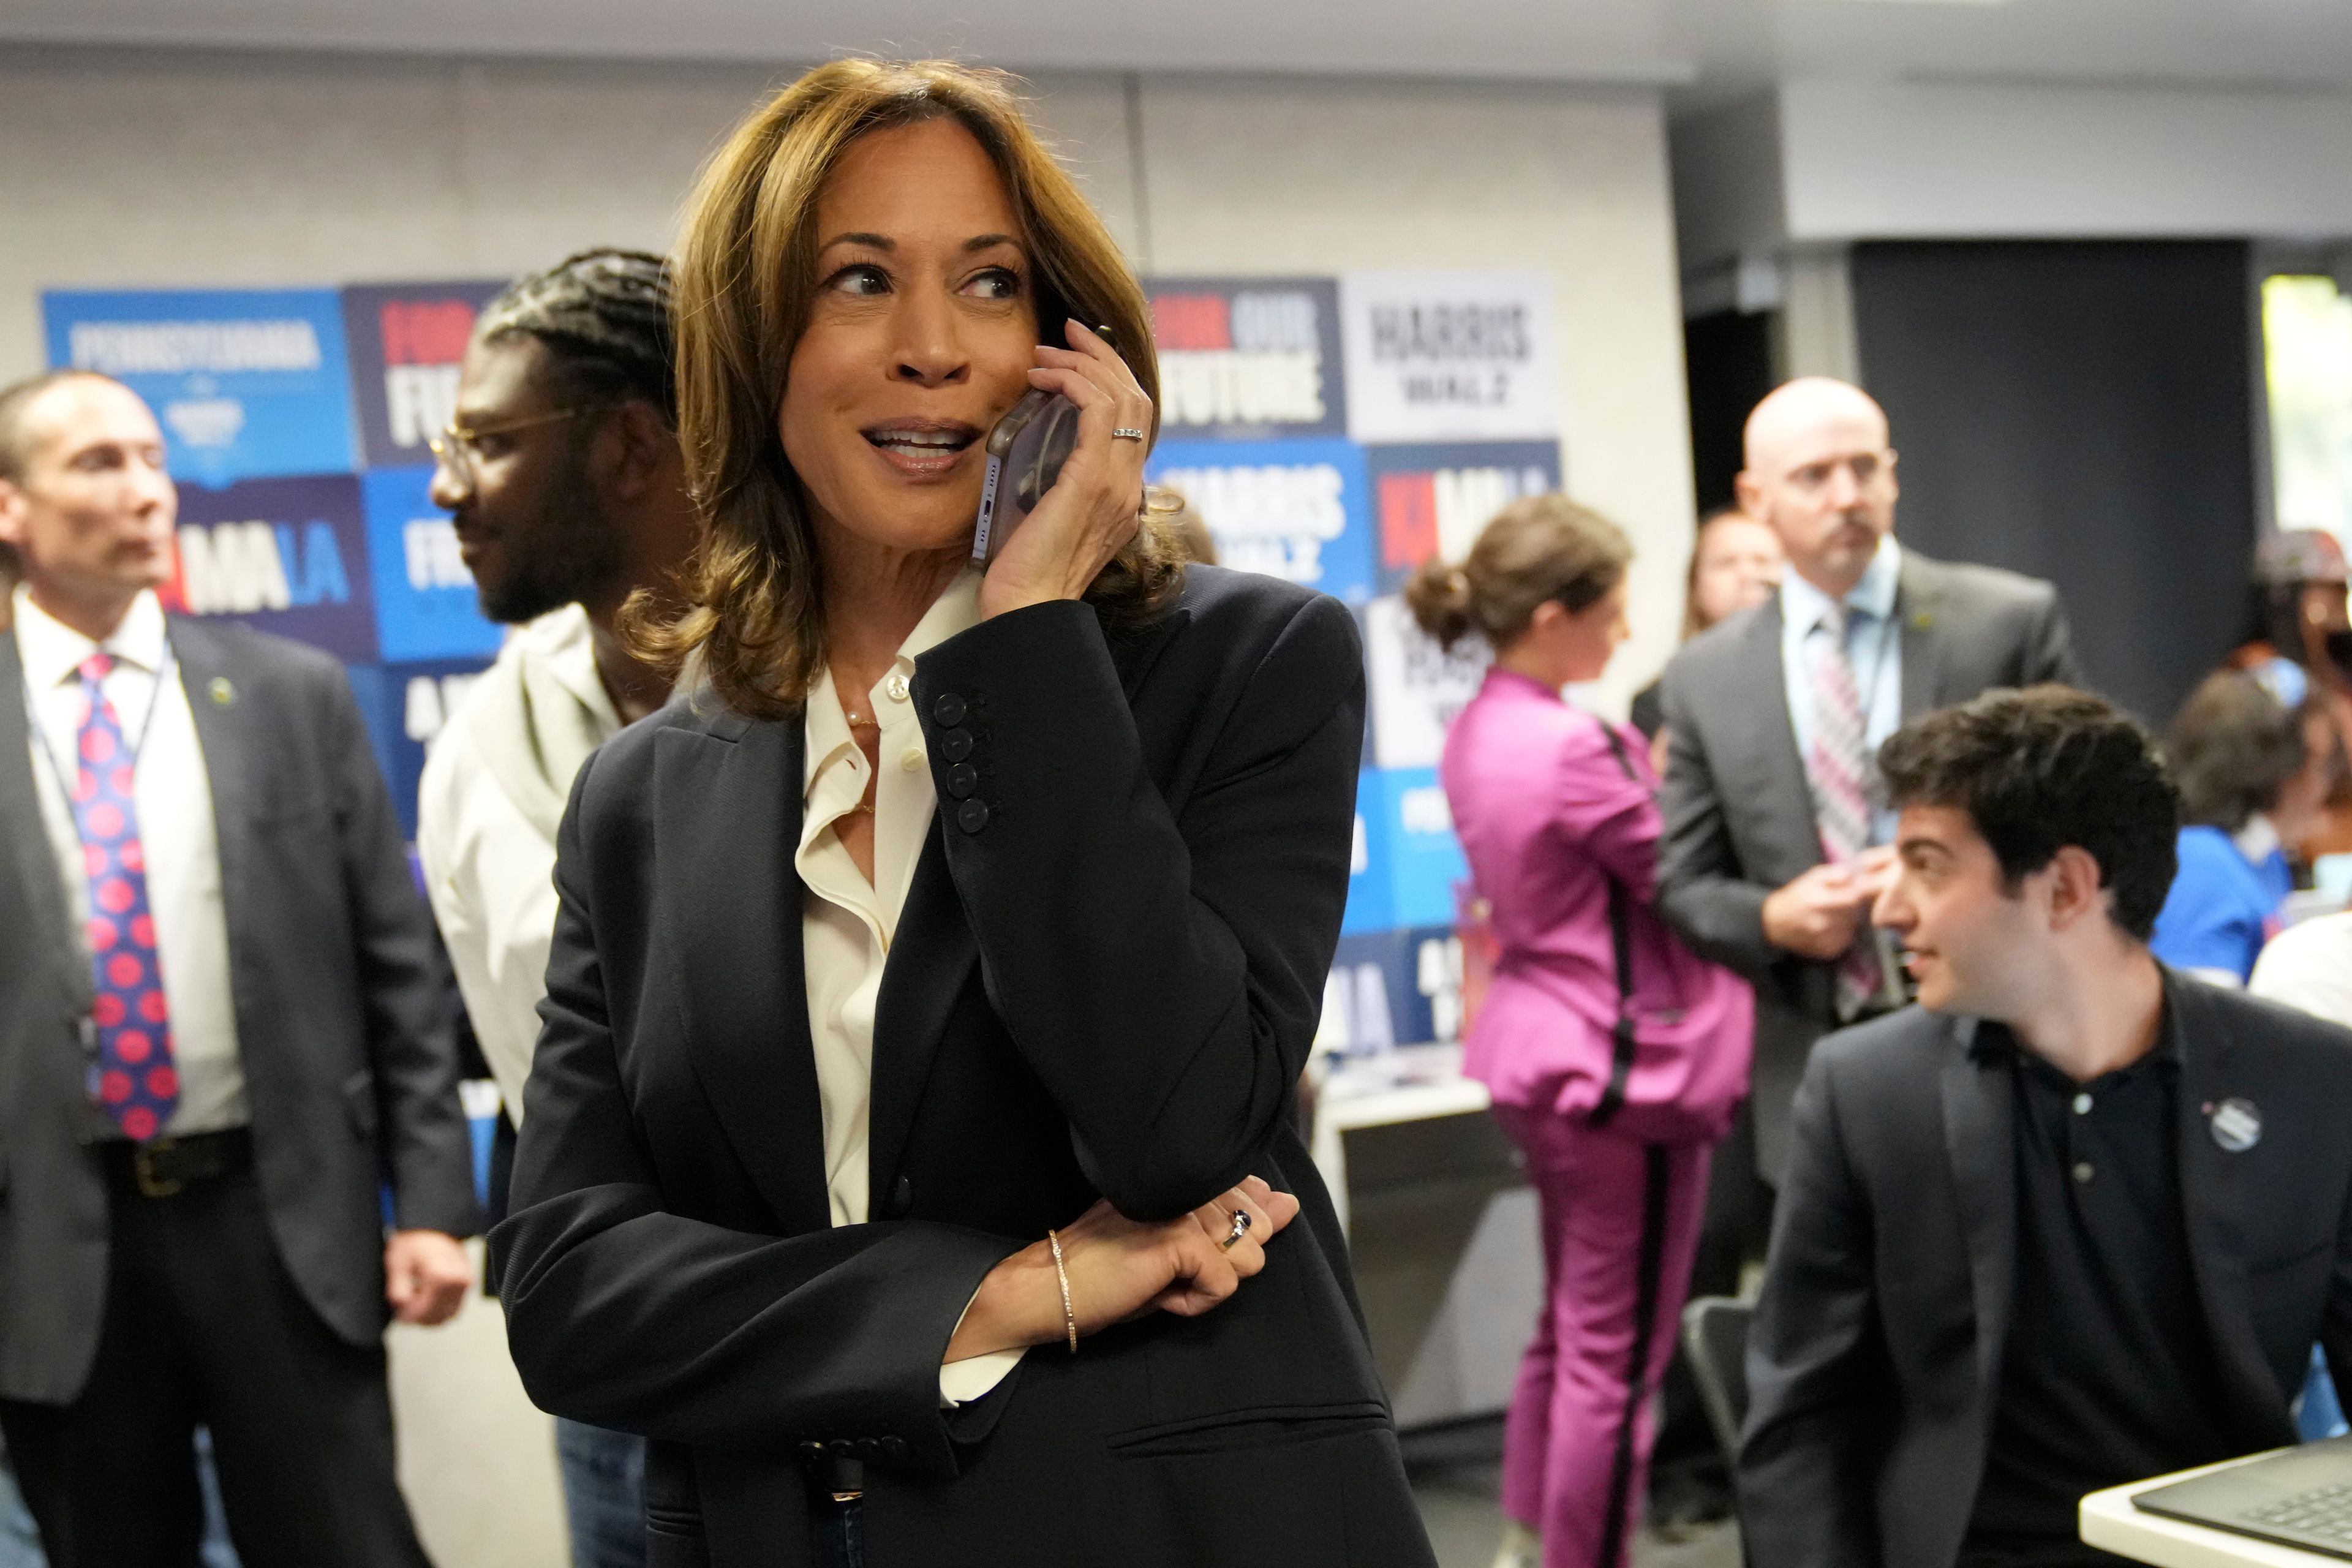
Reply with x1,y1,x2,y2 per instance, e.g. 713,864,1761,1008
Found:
1047,1229,1077,1354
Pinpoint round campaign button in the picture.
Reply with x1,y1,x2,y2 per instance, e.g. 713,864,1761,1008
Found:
2209,1097,2262,1154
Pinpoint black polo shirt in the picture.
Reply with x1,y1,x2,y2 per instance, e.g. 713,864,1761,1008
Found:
1960,1010,2237,1567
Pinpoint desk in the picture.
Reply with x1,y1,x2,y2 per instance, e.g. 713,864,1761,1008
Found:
2082,1452,2343,1566
1310,1046,1539,1428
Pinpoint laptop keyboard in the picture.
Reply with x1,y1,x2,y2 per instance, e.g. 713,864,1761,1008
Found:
2248,1482,2352,1540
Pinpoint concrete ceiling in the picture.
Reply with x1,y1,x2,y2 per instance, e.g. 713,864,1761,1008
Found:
2,0,2350,97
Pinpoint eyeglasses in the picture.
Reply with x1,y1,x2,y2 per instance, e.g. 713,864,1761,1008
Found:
426,405,624,492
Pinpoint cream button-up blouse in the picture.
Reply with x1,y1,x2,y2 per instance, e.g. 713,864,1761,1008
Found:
797,568,1022,1404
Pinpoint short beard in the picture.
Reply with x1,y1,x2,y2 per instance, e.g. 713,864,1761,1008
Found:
476,452,625,626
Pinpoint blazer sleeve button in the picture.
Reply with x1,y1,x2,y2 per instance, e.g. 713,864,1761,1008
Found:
883,1436,908,1460
939,728,974,762
956,798,992,835
884,1173,914,1218
946,763,978,799
932,693,968,727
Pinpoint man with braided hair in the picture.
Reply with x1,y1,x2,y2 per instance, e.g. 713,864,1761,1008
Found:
417,249,696,1568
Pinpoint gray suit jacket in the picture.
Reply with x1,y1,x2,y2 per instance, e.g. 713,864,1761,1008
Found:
0,616,481,1404
1739,975,2352,1568
1656,548,2079,1180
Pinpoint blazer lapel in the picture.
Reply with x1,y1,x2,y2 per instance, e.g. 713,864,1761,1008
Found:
1897,552,1948,720
0,635,89,1017
867,824,975,1215
2169,976,2291,1445
167,620,255,963
1942,1020,2017,1395
662,715,831,1235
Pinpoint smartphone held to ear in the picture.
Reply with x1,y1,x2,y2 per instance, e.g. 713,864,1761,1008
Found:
971,389,1082,567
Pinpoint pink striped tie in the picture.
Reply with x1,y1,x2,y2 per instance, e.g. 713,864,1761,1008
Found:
1806,607,1885,1020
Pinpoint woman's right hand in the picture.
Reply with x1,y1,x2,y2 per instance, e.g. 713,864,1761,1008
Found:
943,1177,1302,1362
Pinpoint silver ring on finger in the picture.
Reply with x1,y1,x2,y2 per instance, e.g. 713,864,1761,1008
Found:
1219,1209,1253,1251
1111,426,1148,442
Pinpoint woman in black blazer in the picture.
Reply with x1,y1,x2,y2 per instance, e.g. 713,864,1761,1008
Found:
488,58,1435,1568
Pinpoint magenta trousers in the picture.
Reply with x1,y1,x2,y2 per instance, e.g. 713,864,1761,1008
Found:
1490,1106,1711,1568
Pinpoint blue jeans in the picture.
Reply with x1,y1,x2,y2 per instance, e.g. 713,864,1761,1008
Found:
812,1498,864,1568
2299,1345,2348,1442
557,1419,648,1568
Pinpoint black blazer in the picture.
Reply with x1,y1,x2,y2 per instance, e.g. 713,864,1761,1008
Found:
1656,549,2080,1179
1739,974,2352,1568
0,617,481,1404
491,568,1436,1568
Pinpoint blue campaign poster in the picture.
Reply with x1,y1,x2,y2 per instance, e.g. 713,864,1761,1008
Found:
347,658,497,842
342,281,508,470
43,288,357,486
1362,439,1563,593
165,474,379,662
1144,277,1346,442
1342,771,1393,936
1145,436,1376,607
361,466,503,663
1357,765,1469,932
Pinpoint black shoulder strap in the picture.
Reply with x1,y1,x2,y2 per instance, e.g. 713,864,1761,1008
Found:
1589,718,1641,1129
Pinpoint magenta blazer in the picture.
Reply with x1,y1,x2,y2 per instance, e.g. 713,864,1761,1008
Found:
1441,667,1674,1111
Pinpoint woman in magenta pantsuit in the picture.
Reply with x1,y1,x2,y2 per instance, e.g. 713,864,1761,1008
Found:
1409,497,1751,1568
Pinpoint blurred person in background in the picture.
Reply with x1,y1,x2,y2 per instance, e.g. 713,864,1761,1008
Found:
2230,528,2352,859
0,371,480,1567
488,60,1431,1567
1656,377,2080,1203
1743,687,2352,1568
415,249,697,1568
2149,670,2328,987
1629,504,1783,772
1412,496,1752,1568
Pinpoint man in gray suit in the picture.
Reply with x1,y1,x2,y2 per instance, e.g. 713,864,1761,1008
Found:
1657,378,2080,1191
0,371,482,1567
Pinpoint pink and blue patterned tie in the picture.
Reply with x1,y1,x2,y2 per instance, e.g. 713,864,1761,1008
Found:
1806,608,1887,1021
70,653,179,1142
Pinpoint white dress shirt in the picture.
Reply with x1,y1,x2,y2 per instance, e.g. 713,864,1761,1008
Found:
796,568,1020,1403
1780,533,1904,846
15,585,247,1134
2251,908,2352,1022
418,604,620,1119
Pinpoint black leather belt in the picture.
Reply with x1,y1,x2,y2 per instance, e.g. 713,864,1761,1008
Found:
101,1128,252,1199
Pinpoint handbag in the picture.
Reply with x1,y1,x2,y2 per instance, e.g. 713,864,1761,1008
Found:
1570,720,1754,1144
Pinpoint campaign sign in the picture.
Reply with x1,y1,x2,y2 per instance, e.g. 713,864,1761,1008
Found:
1322,922,1467,1054
1342,773,1392,937
1357,766,1468,932
163,475,377,661
343,281,507,471
1365,440,1564,594
1145,437,1376,606
347,658,494,842
361,467,503,663
44,289,356,486
1362,594,1490,771
1145,277,1345,440
1340,272,1559,444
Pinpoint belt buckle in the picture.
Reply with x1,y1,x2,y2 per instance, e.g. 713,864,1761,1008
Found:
132,1137,183,1198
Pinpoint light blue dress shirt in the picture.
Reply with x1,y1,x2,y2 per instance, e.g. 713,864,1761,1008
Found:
1780,533,1903,846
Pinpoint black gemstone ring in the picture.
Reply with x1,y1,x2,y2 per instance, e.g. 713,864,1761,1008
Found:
1219,1209,1253,1251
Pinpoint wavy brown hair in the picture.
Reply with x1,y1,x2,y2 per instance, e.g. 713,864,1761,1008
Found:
629,58,1184,720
